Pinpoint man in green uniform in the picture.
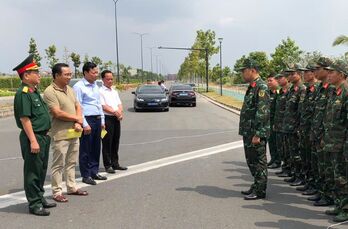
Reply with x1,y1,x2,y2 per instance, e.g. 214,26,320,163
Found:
267,74,280,169
321,60,348,222
282,66,306,186
273,72,291,177
296,65,319,192
238,57,270,200
13,55,56,216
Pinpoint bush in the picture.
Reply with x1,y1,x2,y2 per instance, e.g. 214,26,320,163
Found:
0,77,52,91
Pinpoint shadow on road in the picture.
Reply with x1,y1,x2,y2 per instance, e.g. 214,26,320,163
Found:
255,219,327,229
0,203,28,215
176,185,241,199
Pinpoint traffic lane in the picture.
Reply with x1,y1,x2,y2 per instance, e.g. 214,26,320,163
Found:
0,116,21,159
0,148,330,229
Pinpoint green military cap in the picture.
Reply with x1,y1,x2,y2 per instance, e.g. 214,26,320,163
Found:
275,73,286,78
13,54,39,75
316,57,332,68
236,57,259,72
325,59,348,77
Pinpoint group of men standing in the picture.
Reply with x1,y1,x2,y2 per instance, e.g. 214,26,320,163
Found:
13,55,126,216
238,56,348,222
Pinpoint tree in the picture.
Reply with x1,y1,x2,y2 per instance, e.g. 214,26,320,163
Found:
28,38,42,67
45,45,59,69
100,61,113,72
91,56,102,67
269,37,302,73
62,47,70,65
70,52,81,77
333,35,348,56
83,54,89,64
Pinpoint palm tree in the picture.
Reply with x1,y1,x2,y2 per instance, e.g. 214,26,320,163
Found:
333,35,348,47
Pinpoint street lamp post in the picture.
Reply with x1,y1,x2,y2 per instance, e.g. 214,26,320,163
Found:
134,33,148,83
158,46,209,92
218,37,223,96
112,0,120,83
148,47,155,80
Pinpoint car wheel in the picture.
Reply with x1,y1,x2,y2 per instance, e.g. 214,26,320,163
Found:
192,103,196,107
134,107,138,112
164,108,169,112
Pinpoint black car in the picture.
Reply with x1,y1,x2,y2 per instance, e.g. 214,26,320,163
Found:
132,85,169,112
168,84,196,107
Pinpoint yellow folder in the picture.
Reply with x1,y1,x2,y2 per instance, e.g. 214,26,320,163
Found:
66,129,82,139
101,129,108,139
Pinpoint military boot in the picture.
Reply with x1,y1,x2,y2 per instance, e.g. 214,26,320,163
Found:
308,193,321,201
325,207,340,216
284,176,296,183
313,197,334,207
333,211,348,222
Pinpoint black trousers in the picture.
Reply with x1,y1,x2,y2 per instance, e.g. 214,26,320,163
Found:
102,115,121,169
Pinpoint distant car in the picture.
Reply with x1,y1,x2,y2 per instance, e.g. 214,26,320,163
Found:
132,85,169,112
169,84,196,107
69,78,103,88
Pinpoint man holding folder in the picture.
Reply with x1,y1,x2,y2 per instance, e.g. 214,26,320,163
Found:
44,63,88,202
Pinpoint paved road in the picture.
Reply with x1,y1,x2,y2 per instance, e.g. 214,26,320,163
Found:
0,90,345,228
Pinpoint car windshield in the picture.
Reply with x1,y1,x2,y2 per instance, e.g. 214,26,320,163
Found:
171,85,192,91
138,85,163,94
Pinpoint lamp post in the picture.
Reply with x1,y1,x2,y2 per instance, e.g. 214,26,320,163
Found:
112,0,120,83
158,46,209,92
218,37,223,96
148,47,155,80
134,32,148,82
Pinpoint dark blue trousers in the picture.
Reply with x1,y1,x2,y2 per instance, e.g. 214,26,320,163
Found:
79,116,101,178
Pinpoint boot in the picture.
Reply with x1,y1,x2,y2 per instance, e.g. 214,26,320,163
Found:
307,193,321,201
284,176,296,183
325,207,340,216
333,211,348,222
302,188,317,196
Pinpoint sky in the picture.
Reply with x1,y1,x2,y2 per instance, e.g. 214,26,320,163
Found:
1,0,348,75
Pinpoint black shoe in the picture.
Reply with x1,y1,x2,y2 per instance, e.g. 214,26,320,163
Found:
302,189,317,196
42,199,57,208
267,160,274,166
241,188,253,195
105,167,116,174
113,165,128,171
82,177,97,185
268,163,281,169
313,198,334,207
325,207,340,216
308,193,321,201
244,193,265,200
296,184,308,192
92,174,107,180
275,170,285,175
284,176,296,183
29,207,50,216
290,178,304,186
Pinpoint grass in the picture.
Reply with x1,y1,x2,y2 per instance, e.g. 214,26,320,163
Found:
202,91,243,110
0,89,15,97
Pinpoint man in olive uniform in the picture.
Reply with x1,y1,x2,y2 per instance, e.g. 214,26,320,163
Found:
13,55,56,216
267,74,280,169
273,72,290,177
238,57,270,200
307,57,334,205
282,66,306,186
321,60,348,222
296,65,318,192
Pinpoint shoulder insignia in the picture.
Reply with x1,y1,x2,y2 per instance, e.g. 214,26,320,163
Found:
310,85,315,92
335,99,341,105
258,90,265,97
22,86,28,93
337,88,342,96
323,83,329,89
250,82,257,88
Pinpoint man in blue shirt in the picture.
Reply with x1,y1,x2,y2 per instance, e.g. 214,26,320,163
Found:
73,62,107,185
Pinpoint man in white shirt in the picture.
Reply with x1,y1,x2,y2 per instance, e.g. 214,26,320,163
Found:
99,70,127,174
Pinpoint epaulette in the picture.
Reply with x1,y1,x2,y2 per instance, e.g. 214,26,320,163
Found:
22,86,29,93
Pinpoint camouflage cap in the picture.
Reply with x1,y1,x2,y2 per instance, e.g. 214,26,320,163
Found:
284,63,303,72
236,57,259,72
325,59,348,76
275,73,286,79
316,57,332,68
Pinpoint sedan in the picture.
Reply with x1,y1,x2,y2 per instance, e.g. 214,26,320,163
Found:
168,84,196,107
132,85,169,112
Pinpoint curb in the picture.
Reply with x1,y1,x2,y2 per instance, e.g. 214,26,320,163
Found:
198,93,241,116
0,108,13,118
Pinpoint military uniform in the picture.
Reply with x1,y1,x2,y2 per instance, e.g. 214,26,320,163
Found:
13,55,52,215
239,77,270,197
282,81,306,183
267,88,280,167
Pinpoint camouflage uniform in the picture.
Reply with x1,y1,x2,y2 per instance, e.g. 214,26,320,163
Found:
268,89,280,166
282,83,306,179
239,77,270,197
273,86,289,172
299,82,319,183
323,81,348,219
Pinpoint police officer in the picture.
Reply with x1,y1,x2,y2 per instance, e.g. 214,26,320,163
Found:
238,57,270,200
13,55,56,216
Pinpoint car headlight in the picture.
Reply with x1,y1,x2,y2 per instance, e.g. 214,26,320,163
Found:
136,97,144,102
161,98,168,102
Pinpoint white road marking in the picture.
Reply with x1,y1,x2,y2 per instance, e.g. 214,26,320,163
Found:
327,221,348,229
0,140,243,209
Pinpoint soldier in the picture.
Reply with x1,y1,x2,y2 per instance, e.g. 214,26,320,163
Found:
13,55,56,216
307,57,334,206
266,74,280,169
322,60,348,222
282,66,306,187
238,57,270,200
296,65,318,192
273,72,291,177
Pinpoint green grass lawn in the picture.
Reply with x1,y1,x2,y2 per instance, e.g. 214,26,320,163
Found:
202,91,243,110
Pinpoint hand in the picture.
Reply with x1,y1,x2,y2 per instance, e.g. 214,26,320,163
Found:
117,114,123,121
76,116,83,125
83,125,92,135
74,123,83,132
30,141,40,154
101,124,105,130
252,136,261,145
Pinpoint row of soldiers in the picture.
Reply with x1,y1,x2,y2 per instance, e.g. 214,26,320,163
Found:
266,57,348,223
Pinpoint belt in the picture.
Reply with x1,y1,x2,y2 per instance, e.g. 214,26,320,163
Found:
86,115,101,119
34,130,49,135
